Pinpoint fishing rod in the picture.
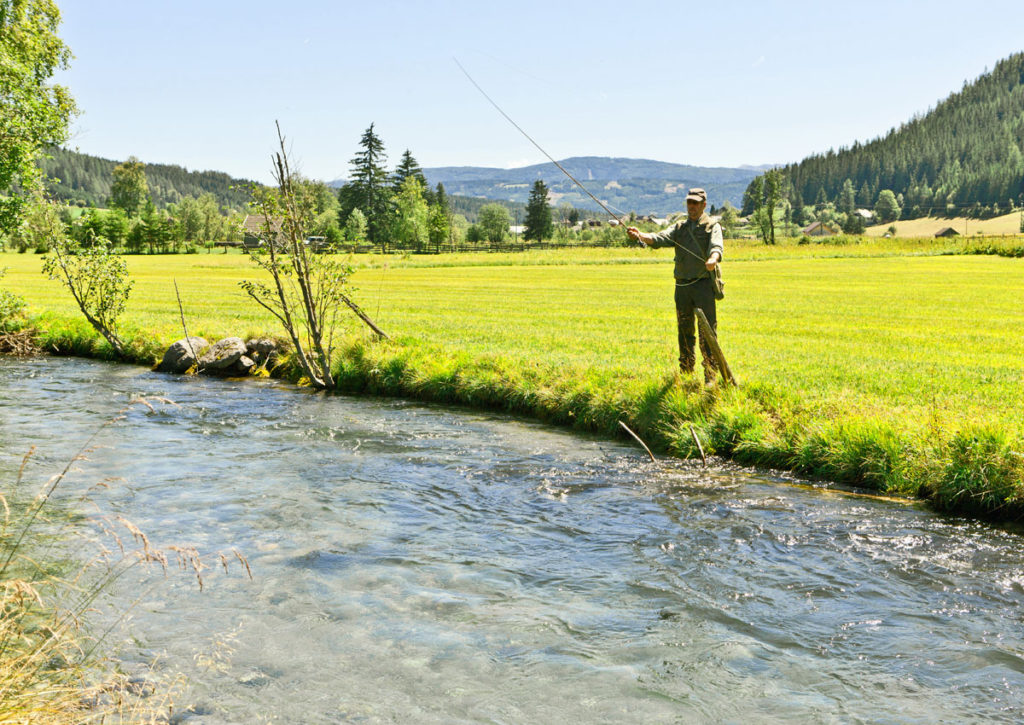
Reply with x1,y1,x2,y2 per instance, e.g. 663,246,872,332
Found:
454,58,647,243
455,59,711,264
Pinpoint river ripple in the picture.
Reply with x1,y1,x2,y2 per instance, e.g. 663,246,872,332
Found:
2,356,1023,723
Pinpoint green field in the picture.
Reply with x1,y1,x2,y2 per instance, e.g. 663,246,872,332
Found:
2,240,1023,518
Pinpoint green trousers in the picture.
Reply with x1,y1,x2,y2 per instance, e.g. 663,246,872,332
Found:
674,277,718,375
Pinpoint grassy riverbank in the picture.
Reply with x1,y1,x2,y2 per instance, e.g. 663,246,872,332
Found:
2,237,1023,519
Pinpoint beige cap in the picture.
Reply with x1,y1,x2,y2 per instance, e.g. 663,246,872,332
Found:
685,188,707,203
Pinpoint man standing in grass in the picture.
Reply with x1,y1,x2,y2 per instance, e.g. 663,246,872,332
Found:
626,188,723,383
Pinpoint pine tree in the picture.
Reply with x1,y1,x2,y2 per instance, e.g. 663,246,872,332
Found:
523,180,553,242
839,178,856,214
392,150,426,190
341,124,391,248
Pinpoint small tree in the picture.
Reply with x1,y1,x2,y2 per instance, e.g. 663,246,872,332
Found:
7,193,65,253
0,268,27,331
523,180,553,242
874,189,902,224
427,205,449,252
478,203,510,243
344,208,367,243
718,201,738,237
241,124,389,391
109,156,149,216
392,176,428,250
42,234,133,357
839,178,856,215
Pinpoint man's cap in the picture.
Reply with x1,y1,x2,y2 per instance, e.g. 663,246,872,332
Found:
686,188,707,203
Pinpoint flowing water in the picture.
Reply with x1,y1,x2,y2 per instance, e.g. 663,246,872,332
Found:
2,357,1024,723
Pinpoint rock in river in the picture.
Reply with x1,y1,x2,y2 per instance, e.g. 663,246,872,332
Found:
198,337,247,370
157,336,208,374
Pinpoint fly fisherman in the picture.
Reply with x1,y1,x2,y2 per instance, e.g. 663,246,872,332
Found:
626,188,723,383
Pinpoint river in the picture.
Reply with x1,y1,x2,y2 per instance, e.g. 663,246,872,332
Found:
2,357,1023,723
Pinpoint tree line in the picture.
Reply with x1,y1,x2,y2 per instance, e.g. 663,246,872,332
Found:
744,52,1024,226
38,145,255,211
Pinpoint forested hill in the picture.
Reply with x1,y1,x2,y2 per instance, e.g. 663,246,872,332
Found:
752,52,1024,218
38,146,257,211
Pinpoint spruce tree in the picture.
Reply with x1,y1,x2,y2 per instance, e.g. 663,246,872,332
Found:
523,180,553,242
392,150,426,190
341,124,391,248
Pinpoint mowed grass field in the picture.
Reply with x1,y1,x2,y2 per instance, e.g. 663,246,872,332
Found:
865,209,1024,237
2,242,1023,515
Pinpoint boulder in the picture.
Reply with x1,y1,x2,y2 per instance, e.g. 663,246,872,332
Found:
198,337,247,370
230,355,256,376
157,337,208,374
245,338,279,367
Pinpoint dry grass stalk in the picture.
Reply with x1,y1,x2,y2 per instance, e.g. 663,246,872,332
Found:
0,328,40,355
2,397,254,722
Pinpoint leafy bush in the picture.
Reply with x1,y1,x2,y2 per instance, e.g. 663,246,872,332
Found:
0,268,27,331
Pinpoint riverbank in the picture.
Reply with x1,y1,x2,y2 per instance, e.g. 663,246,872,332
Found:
2,240,1022,520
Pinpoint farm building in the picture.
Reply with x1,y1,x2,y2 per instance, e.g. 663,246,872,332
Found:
934,227,961,238
242,214,284,249
801,221,838,236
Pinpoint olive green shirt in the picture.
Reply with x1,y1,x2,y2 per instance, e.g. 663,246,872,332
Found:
647,214,724,280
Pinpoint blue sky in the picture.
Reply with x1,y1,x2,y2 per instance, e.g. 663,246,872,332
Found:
57,0,1024,184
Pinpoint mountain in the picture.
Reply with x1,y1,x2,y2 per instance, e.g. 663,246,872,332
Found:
752,52,1024,218
38,146,258,211
334,156,760,215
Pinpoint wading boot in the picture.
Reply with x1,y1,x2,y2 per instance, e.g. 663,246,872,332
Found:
679,355,695,375
703,363,718,388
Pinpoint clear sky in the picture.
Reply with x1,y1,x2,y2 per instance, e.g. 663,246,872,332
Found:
56,0,1024,184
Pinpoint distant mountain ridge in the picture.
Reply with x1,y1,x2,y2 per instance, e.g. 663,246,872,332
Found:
333,156,760,215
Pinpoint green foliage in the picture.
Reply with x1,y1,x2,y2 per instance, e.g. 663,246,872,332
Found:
344,207,367,243
926,426,1024,518
478,203,509,243
6,192,63,252
391,176,429,249
109,155,149,215
427,203,449,249
466,223,484,243
0,267,27,330
839,178,856,214
523,180,553,242
874,189,902,224
718,201,738,236
42,234,133,356
0,0,76,233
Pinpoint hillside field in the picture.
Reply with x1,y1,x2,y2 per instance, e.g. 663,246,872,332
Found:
2,240,1022,516
865,210,1024,238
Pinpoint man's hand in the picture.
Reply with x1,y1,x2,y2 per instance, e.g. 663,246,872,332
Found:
705,252,721,271
626,226,644,243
